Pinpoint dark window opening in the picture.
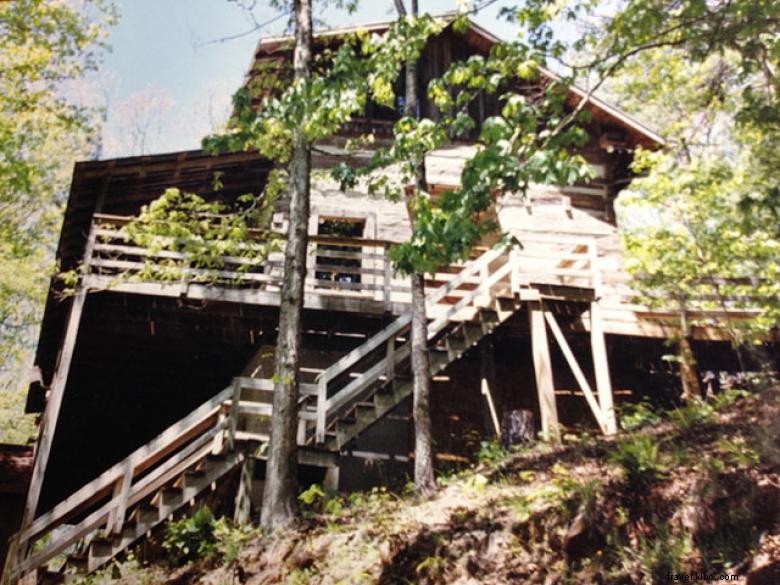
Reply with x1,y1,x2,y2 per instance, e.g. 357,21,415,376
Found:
315,217,365,285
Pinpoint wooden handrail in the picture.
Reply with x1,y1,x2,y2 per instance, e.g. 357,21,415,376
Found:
13,423,230,581
14,384,234,558
92,214,395,248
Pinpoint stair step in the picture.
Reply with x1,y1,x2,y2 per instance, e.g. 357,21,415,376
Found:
428,349,450,374
479,308,499,326
337,418,357,431
129,503,159,524
180,469,208,490
374,391,397,409
38,569,65,585
463,322,484,345
203,454,228,473
116,520,142,548
159,487,184,508
87,537,114,571
89,537,113,558
66,554,88,575
354,402,376,421
445,335,466,359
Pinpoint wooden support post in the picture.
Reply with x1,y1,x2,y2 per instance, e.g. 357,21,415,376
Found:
479,339,501,438
227,379,240,451
588,240,617,435
1,534,20,585
510,248,520,294
323,465,339,493
385,336,396,390
233,458,255,525
316,377,327,444
211,411,227,455
590,301,617,435
383,245,393,312
21,286,88,532
544,309,607,434
529,302,560,442
296,418,307,446
107,461,132,535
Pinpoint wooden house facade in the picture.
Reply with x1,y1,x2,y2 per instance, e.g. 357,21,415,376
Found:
2,18,752,584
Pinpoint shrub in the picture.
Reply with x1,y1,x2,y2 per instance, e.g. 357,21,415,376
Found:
162,507,256,566
710,388,750,411
162,507,218,564
668,399,715,430
619,401,661,432
716,436,760,468
476,440,508,465
609,436,665,490
622,524,690,582
213,520,258,566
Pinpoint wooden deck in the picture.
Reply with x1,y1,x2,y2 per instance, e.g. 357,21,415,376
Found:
81,214,755,340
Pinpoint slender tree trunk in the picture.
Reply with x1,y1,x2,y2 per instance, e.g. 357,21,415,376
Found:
410,272,435,492
677,303,701,402
395,0,436,494
261,0,312,531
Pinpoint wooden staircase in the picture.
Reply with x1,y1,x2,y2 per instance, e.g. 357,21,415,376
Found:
5,241,609,584
318,294,522,453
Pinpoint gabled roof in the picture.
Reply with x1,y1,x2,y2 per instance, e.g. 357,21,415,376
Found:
246,15,664,149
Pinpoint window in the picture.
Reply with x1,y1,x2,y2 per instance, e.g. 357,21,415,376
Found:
315,217,366,285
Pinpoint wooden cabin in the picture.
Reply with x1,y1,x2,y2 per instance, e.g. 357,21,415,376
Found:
2,17,752,585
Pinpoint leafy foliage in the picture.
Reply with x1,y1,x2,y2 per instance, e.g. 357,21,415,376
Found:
619,400,660,432
162,507,257,566
163,506,219,564
668,399,716,430
332,21,594,276
609,435,666,490
0,0,116,442
110,185,280,285
579,0,780,345
204,14,442,162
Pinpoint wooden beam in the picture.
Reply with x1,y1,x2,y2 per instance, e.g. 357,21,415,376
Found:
107,461,132,535
323,465,339,492
21,286,87,533
529,302,560,442
543,308,608,434
590,301,617,434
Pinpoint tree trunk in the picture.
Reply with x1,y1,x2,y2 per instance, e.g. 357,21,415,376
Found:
395,0,436,494
411,272,435,493
677,305,701,402
260,0,312,531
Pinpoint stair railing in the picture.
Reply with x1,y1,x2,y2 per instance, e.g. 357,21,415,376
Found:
313,246,511,443
4,385,237,585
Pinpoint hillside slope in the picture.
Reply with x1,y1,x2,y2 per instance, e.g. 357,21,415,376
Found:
83,384,779,585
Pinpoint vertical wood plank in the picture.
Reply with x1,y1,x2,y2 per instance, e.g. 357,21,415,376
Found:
108,461,133,535
529,302,559,442
228,379,241,450
383,245,392,312
588,239,616,435
316,377,327,444
479,339,501,438
385,336,396,390
1,534,20,585
211,411,227,455
590,301,616,435
323,464,340,492
233,457,255,525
